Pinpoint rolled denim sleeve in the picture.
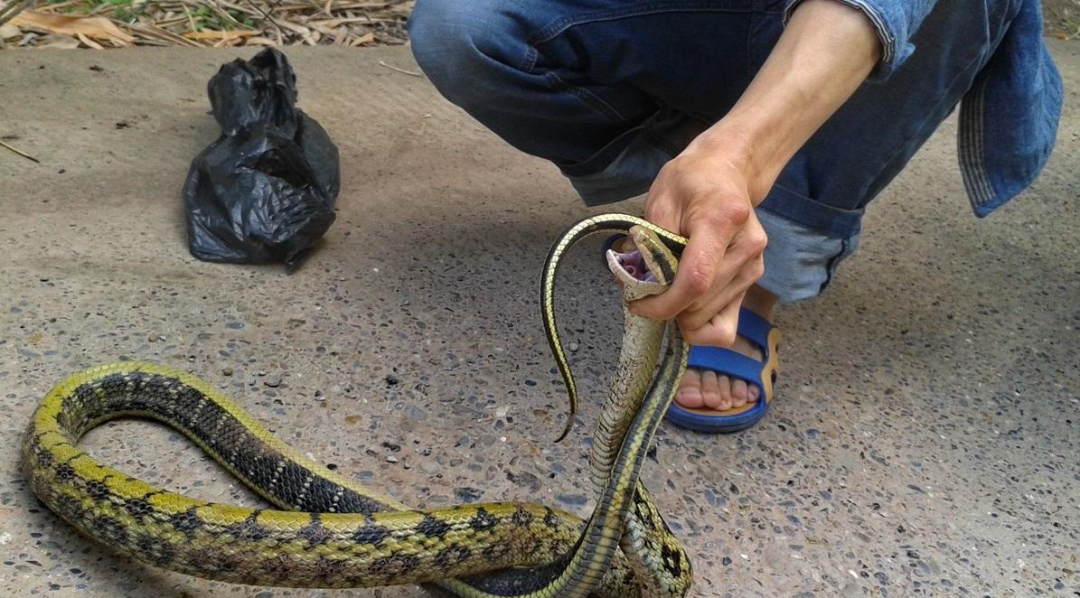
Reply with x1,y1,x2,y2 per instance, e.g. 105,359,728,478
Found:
783,0,938,79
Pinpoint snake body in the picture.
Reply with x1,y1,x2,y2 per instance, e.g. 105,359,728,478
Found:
22,214,692,597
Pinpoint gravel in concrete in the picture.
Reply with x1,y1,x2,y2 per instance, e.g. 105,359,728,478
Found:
0,43,1078,597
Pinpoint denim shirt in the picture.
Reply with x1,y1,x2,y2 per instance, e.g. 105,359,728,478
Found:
786,0,1064,217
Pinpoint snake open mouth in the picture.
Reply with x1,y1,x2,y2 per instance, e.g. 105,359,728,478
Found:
612,249,658,283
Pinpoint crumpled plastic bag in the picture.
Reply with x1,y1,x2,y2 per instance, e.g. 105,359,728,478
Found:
182,48,340,272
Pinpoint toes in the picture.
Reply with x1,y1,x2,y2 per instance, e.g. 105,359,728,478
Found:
676,369,705,408
717,375,733,411
748,384,761,403
700,370,721,409
731,379,749,407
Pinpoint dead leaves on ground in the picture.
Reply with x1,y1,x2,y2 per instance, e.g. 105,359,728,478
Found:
0,1,410,49
10,11,135,48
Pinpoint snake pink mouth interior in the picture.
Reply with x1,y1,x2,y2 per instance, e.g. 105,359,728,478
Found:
615,249,657,282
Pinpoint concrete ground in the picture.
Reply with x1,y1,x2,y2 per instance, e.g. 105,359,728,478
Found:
0,41,1077,598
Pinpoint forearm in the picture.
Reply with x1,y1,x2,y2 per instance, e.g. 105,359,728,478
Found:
692,0,883,203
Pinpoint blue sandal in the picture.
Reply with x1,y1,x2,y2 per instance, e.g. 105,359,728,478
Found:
665,307,780,433
603,234,781,434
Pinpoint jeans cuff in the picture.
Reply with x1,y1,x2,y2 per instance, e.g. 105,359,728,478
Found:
755,207,861,303
758,183,865,238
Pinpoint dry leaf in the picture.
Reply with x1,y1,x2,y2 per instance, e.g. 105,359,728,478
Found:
319,17,371,28
38,33,80,49
0,23,20,40
76,31,104,49
244,36,279,46
183,29,259,40
351,31,374,46
13,11,135,44
276,20,310,36
307,20,336,36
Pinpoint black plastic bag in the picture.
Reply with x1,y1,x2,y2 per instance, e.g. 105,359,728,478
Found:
182,48,340,272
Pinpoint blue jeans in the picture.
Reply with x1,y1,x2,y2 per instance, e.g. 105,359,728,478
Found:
408,0,1021,302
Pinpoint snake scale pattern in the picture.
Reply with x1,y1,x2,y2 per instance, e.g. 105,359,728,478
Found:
21,214,694,597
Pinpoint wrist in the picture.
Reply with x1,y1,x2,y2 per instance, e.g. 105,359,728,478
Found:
685,0,881,204
688,120,776,205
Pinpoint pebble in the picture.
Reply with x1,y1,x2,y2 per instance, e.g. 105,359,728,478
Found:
386,455,399,464
456,487,482,503
264,375,282,388
507,470,541,492
420,461,439,475
222,367,233,376
556,494,588,507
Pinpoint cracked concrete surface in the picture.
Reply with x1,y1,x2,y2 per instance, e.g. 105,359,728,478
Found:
0,42,1078,598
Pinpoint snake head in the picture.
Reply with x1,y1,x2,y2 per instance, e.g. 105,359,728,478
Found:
606,225,679,301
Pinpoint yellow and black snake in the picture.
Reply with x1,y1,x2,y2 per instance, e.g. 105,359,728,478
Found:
21,214,693,597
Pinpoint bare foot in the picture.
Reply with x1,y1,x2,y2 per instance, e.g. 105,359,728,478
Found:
674,284,778,411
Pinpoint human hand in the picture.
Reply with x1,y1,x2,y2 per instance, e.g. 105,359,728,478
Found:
630,0,881,347
630,134,767,348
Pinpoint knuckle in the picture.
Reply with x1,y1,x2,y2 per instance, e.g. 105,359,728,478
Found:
721,200,751,225
685,268,713,294
747,229,768,253
751,259,766,279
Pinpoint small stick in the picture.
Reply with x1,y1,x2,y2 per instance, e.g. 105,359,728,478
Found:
378,60,421,77
0,138,40,163
246,0,286,37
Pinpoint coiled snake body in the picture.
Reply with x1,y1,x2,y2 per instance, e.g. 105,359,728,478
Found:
21,214,692,597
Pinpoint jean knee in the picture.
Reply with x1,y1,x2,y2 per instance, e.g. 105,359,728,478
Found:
408,0,515,106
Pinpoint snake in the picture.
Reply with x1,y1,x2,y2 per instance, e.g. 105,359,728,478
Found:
21,213,692,597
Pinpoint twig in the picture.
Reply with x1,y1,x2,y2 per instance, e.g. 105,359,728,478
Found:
378,60,421,77
205,0,247,29
0,139,40,164
182,5,198,32
122,21,207,47
245,0,285,36
0,0,34,28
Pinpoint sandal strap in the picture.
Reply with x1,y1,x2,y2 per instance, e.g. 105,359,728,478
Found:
736,307,772,350
687,345,764,389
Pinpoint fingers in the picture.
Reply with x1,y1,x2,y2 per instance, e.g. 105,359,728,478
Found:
632,226,725,320
680,294,744,347
631,146,768,345
634,209,766,332
677,224,765,331
633,199,750,319
678,260,761,331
